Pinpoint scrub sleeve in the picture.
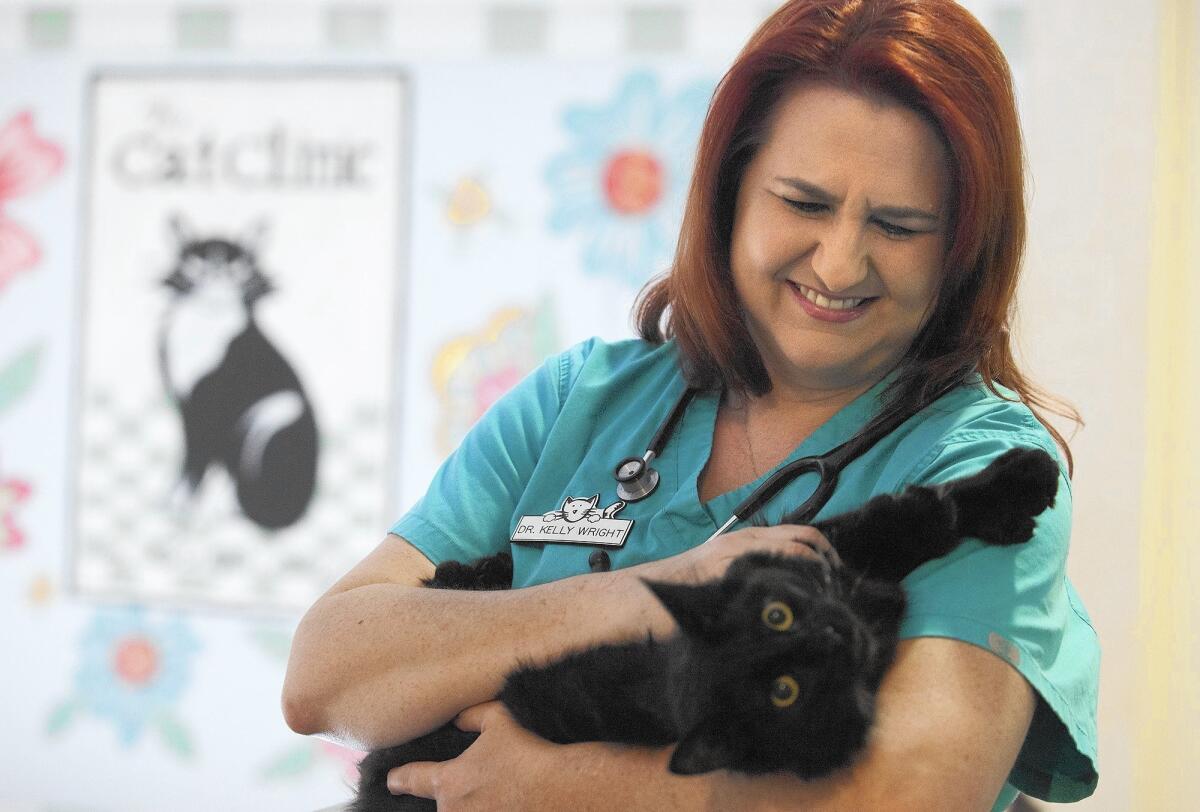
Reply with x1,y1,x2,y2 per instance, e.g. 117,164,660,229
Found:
390,338,594,566
389,337,1099,808
897,434,1099,809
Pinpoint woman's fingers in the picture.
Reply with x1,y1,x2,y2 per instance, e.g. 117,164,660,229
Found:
738,525,842,568
786,525,843,568
664,522,843,584
387,761,439,798
454,700,505,732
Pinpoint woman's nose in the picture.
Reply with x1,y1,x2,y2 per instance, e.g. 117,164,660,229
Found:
810,220,870,294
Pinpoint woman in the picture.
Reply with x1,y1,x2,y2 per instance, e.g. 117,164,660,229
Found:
283,1,1100,809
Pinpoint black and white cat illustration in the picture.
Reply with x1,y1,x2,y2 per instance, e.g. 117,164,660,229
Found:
350,447,1059,810
541,494,627,523
157,214,319,530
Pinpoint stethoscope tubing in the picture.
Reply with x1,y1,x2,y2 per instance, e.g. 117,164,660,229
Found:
625,379,953,545
701,452,839,544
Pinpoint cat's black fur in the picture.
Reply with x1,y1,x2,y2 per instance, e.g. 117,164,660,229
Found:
350,447,1059,810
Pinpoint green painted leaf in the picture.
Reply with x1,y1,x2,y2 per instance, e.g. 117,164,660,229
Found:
156,712,195,758
45,699,77,736
532,296,560,356
250,627,293,660
261,743,315,779
0,344,41,417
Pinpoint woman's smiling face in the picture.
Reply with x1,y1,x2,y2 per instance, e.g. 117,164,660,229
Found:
729,81,953,395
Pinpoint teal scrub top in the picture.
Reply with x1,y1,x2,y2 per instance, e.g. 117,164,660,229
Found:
391,337,1100,808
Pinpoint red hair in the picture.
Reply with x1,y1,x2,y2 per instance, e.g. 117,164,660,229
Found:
635,0,1080,475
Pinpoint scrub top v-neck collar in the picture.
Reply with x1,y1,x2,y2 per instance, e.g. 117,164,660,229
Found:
670,370,901,533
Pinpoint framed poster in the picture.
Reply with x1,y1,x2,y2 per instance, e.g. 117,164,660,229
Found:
69,68,409,614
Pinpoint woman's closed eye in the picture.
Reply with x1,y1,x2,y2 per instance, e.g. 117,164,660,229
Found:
781,198,917,238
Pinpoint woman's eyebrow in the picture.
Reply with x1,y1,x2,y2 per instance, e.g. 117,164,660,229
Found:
775,177,941,223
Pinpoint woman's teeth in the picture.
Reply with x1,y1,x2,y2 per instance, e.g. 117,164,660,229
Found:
793,283,866,310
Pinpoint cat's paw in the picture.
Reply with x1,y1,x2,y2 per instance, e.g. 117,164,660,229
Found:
424,553,513,590
950,448,1059,546
426,559,489,589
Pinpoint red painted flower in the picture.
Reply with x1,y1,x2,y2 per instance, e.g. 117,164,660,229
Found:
59,607,200,748
0,111,65,292
545,72,712,286
113,635,161,685
474,365,522,419
602,149,664,215
0,474,32,550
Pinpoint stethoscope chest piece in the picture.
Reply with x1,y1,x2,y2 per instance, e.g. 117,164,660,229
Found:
614,455,659,501
604,381,939,547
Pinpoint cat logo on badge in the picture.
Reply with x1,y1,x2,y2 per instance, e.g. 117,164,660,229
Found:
510,494,633,548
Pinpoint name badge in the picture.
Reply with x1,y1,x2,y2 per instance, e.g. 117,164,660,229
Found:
511,494,633,548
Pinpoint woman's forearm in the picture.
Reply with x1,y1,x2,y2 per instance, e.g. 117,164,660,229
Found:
559,742,855,812
282,559,680,749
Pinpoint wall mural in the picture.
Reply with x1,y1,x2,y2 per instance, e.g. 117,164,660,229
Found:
435,172,514,251
0,111,65,295
159,214,319,531
0,452,31,552
544,70,711,287
69,69,410,614
47,606,201,755
0,111,61,560
431,298,560,456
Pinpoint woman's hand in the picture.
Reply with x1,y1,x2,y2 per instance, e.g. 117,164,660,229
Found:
386,700,718,811
651,524,842,584
384,701,564,811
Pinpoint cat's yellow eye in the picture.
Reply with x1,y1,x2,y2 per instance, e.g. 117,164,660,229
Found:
771,675,800,708
761,600,794,631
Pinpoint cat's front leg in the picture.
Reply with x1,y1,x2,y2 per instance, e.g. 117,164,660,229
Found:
803,448,1058,582
499,636,677,746
423,552,514,590
804,485,960,582
936,447,1059,546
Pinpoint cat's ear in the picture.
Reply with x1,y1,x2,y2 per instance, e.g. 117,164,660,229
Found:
670,718,740,775
586,494,599,508
639,579,722,639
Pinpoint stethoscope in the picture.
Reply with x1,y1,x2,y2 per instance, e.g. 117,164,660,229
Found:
613,384,935,545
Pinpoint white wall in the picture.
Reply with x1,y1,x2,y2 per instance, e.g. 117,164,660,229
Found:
1019,3,1158,808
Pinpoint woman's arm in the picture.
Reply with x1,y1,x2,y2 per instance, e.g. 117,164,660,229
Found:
278,532,676,748
281,533,682,749
388,638,1036,806
387,636,1035,811
282,525,837,750
714,635,1036,810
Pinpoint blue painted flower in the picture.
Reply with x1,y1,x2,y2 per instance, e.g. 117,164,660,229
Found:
50,605,201,753
545,71,714,287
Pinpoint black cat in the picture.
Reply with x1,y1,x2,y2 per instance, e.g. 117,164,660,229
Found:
157,214,319,530
350,447,1059,810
